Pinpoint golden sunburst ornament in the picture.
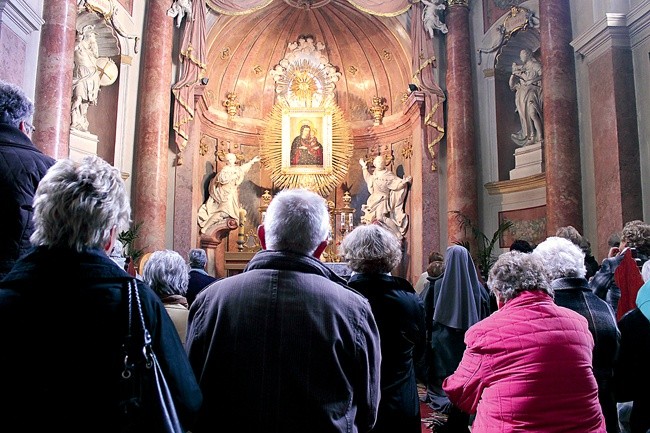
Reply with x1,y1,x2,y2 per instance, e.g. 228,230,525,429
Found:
261,100,352,197
290,71,318,102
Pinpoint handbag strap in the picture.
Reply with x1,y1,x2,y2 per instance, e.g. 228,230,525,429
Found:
122,279,153,376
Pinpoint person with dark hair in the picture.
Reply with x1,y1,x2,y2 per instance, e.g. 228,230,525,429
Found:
0,155,201,431
414,251,444,294
556,225,600,279
591,220,650,318
0,79,55,279
509,239,533,253
186,248,218,306
341,224,425,433
187,188,381,433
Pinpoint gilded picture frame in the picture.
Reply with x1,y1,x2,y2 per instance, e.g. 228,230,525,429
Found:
281,109,332,175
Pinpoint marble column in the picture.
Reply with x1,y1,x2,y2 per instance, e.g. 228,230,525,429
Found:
132,0,174,253
32,0,77,158
539,2,582,234
445,0,478,248
574,17,642,259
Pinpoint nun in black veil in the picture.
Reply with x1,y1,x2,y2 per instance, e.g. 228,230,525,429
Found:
421,245,490,432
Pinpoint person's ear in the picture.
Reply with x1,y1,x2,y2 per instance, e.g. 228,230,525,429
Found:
312,240,328,259
104,225,118,254
257,225,266,250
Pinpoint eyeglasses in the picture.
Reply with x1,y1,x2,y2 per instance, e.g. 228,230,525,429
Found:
24,122,35,134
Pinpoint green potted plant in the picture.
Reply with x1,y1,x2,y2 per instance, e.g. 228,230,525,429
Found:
450,211,513,281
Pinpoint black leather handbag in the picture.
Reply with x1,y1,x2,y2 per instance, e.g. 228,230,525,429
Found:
119,279,184,433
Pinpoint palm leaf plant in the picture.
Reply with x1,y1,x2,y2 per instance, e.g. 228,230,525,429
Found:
450,210,514,281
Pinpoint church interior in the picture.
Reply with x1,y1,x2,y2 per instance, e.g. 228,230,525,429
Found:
2,0,649,282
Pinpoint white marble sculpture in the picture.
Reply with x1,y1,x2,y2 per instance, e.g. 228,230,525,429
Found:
167,0,192,28
71,25,100,131
359,155,412,239
509,48,543,146
422,0,448,36
197,153,261,234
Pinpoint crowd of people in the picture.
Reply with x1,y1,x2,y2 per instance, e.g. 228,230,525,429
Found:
1,78,649,433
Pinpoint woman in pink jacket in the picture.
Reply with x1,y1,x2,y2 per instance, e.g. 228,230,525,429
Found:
443,251,606,433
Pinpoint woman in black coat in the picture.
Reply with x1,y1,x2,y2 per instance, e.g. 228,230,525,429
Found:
341,224,426,433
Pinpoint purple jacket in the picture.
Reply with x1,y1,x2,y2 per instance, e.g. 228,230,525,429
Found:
187,249,381,433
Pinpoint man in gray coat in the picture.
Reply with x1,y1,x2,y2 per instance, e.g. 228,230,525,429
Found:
187,188,381,433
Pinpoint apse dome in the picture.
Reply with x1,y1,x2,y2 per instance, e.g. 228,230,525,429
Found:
203,0,412,125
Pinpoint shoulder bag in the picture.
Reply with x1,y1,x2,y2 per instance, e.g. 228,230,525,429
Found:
119,279,184,433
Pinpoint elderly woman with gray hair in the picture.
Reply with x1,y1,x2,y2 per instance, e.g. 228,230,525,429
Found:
533,236,620,433
340,224,425,433
142,249,190,345
443,251,606,432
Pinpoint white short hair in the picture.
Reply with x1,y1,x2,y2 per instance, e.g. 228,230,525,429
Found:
532,236,586,280
142,249,189,297
30,155,130,251
264,189,330,255
340,224,401,274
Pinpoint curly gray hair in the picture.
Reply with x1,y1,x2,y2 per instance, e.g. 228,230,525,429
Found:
30,155,131,251
532,236,586,280
142,249,189,297
339,224,401,274
264,188,330,256
188,248,208,269
0,79,34,127
488,251,552,305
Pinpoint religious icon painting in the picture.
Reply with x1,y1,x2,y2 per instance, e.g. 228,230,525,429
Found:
282,108,332,175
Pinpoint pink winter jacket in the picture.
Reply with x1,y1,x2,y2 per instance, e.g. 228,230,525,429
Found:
443,290,606,433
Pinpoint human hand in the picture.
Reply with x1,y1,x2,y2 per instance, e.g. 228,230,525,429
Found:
608,247,620,258
359,158,367,168
404,176,412,184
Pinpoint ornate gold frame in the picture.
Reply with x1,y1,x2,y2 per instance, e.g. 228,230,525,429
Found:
282,108,332,175
261,101,351,196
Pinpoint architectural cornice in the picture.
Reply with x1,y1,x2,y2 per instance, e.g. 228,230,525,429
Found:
571,13,631,61
0,0,43,35
484,173,546,195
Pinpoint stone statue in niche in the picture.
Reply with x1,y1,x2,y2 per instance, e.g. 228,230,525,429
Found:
197,153,261,234
71,25,100,131
509,48,543,146
422,0,448,36
167,0,192,28
359,155,412,239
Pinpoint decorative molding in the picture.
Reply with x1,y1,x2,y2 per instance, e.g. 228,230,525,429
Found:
571,14,631,61
628,0,650,48
0,0,44,35
484,172,546,195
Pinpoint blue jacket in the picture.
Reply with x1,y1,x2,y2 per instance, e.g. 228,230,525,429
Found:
0,123,55,278
0,246,202,431
187,249,381,433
